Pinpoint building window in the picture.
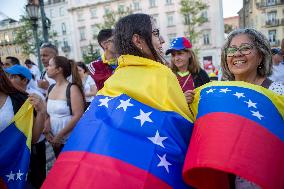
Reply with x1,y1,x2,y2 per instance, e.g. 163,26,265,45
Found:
168,33,176,43
133,1,141,11
165,0,173,5
4,32,9,42
167,13,175,27
63,38,69,47
149,0,157,8
268,30,276,42
50,9,54,18
201,11,208,21
184,14,191,25
104,6,111,14
151,14,159,26
90,8,97,18
59,7,64,16
12,31,16,41
61,23,66,35
77,11,84,21
118,4,125,12
79,27,86,41
267,11,277,25
267,0,276,5
203,32,210,45
91,25,99,39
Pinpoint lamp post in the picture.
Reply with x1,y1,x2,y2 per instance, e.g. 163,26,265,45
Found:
26,3,43,71
39,0,50,43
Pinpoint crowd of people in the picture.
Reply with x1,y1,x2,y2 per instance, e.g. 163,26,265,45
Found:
0,13,284,189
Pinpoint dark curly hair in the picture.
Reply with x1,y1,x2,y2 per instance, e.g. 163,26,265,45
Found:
114,13,162,63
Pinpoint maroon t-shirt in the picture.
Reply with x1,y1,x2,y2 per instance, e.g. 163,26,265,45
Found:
177,74,195,93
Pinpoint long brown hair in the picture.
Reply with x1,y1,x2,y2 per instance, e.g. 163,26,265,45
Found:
171,49,200,75
52,56,86,104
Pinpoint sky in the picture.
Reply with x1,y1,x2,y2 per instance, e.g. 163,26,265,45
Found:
1,0,243,21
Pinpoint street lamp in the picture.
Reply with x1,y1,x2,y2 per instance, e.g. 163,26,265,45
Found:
26,3,43,71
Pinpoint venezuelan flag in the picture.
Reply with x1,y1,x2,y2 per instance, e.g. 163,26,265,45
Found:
42,55,194,189
0,100,33,189
183,81,284,189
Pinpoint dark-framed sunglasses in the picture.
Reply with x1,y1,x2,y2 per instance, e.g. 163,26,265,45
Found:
226,43,254,57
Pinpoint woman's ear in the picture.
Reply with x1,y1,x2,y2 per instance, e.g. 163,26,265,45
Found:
132,34,144,51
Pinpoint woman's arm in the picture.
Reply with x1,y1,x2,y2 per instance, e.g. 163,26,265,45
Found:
52,85,84,145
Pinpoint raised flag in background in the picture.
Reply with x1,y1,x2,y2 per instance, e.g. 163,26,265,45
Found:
0,100,33,189
42,55,194,189
183,81,284,189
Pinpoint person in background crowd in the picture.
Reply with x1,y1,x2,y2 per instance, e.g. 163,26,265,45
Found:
4,64,46,188
25,59,41,81
88,29,117,90
166,37,210,104
77,61,97,107
38,43,58,92
0,57,3,67
270,48,284,83
221,28,284,188
3,56,20,69
44,56,85,158
0,65,46,188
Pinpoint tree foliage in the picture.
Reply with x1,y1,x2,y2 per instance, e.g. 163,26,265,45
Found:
180,0,209,45
82,43,100,64
224,24,233,34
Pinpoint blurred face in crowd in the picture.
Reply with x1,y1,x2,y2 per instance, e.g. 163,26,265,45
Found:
272,53,283,65
171,50,191,72
8,74,28,90
77,66,86,79
226,34,262,79
3,59,13,69
101,36,116,56
46,58,59,78
40,47,57,68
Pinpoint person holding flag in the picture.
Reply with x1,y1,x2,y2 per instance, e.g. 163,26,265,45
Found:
183,28,284,189
42,13,194,189
0,65,46,189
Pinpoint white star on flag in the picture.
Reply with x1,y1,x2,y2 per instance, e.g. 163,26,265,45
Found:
220,88,231,93
206,88,215,94
116,99,134,111
244,99,257,108
98,97,112,108
233,92,245,99
251,110,264,120
134,109,153,127
16,170,24,180
148,130,167,148
6,171,15,181
157,154,172,173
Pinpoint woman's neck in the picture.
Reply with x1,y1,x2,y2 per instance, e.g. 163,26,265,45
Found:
178,67,188,73
54,75,68,86
235,74,265,85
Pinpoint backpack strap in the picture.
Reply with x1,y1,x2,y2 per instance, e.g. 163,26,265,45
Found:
46,84,56,102
66,83,73,115
261,78,273,89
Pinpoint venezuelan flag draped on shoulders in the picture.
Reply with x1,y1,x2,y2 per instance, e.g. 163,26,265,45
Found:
0,100,33,189
42,55,194,189
183,81,284,189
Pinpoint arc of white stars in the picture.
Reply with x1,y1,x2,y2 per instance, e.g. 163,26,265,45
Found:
16,170,24,180
206,88,215,94
148,130,167,148
6,171,15,181
98,97,112,108
157,154,172,173
220,88,231,93
233,92,245,99
251,110,264,120
116,99,134,111
134,109,153,127
244,99,257,108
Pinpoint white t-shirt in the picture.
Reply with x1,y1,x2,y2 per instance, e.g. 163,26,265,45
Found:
270,62,284,83
0,96,14,133
29,65,41,81
83,75,97,102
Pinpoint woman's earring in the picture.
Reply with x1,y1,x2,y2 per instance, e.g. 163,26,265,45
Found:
140,47,143,53
258,63,263,69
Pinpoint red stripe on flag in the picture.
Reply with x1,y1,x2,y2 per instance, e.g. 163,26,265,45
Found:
183,112,284,189
42,152,172,189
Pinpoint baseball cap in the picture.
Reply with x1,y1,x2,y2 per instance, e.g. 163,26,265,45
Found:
4,65,32,80
271,48,281,55
165,37,192,55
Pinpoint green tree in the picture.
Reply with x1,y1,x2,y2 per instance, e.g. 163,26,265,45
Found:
224,24,233,34
14,15,57,56
82,43,100,64
180,0,209,45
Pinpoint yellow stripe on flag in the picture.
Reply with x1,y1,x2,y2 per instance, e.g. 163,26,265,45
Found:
10,100,34,150
98,55,192,122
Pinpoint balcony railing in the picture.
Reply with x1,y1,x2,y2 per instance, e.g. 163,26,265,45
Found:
270,40,280,47
265,19,280,27
256,0,284,8
61,45,71,53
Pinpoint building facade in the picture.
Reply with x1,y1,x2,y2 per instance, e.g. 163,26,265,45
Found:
239,0,284,48
44,0,224,70
224,16,240,30
0,17,28,64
